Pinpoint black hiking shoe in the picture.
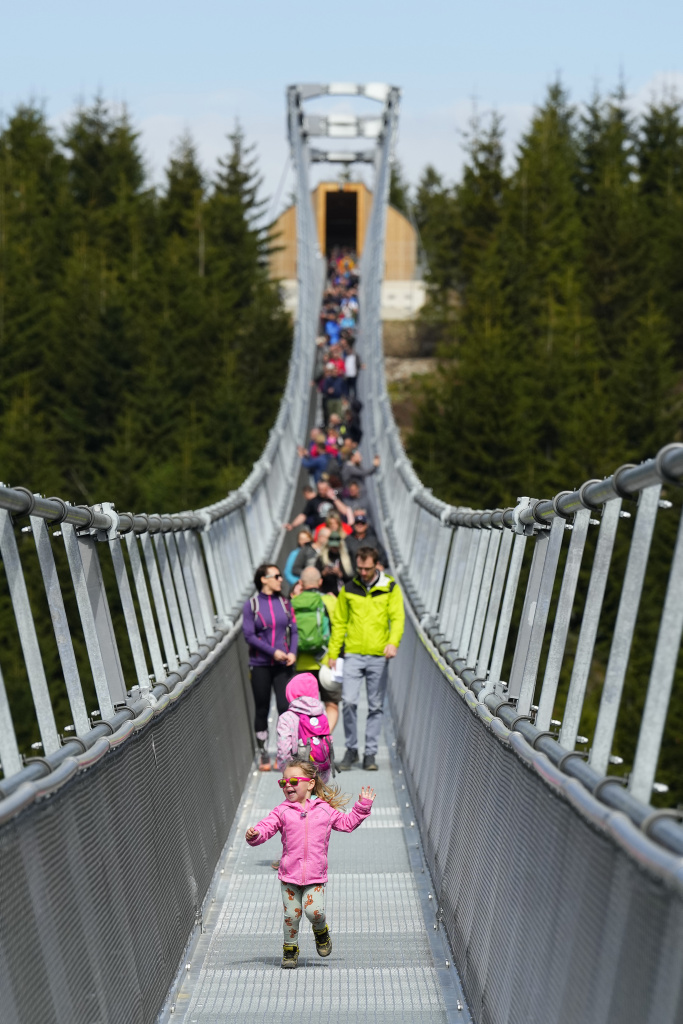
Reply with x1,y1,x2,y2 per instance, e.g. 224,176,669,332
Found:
336,748,359,771
314,926,332,957
363,754,378,770
281,944,299,969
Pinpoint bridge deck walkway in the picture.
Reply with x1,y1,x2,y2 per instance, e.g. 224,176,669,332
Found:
169,694,467,1023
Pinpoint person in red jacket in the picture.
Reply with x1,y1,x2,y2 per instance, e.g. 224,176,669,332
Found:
245,757,375,968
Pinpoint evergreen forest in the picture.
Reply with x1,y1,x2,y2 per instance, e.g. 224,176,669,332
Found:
406,83,683,800
0,99,292,513
0,98,291,754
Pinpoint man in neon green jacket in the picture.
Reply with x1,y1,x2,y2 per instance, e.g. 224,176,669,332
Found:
328,545,405,771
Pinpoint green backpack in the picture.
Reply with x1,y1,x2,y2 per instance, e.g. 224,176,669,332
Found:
292,591,331,655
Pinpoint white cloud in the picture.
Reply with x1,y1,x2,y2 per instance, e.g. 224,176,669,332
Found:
631,70,683,110
396,97,535,187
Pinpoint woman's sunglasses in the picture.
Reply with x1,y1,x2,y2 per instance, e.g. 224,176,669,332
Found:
264,573,282,580
278,777,309,788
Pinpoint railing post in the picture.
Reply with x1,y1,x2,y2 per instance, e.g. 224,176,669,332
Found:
125,531,166,684
31,514,90,737
452,531,481,652
467,530,502,670
440,528,470,643
175,531,212,642
140,532,180,672
164,533,199,654
590,485,661,775
62,523,126,717
0,662,22,777
484,532,527,698
185,531,216,637
0,510,61,755
476,529,513,683
559,498,622,750
535,508,592,731
629,504,683,802
109,537,151,696
513,516,565,717
459,531,491,661
153,532,189,658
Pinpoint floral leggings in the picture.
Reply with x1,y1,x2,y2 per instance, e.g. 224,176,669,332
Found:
281,882,327,943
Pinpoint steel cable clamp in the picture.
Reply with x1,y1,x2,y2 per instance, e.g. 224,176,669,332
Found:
551,491,575,519
10,486,37,517
611,463,637,500
577,479,603,511
655,442,683,485
94,502,120,542
45,496,70,525
511,497,534,535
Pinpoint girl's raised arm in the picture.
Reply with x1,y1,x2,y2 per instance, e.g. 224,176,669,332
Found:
330,790,375,833
245,807,282,845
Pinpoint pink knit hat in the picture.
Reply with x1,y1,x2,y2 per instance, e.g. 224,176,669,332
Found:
285,673,320,703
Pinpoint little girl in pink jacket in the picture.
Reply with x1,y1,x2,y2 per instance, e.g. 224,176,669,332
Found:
276,673,332,781
245,756,375,968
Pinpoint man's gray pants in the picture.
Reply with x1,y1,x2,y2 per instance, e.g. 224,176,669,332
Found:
342,654,388,756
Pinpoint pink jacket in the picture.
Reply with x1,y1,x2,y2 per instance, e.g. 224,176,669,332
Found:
247,796,372,884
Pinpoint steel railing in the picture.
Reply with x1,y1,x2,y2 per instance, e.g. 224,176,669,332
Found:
358,85,683,838
0,99,325,798
354,83,683,1022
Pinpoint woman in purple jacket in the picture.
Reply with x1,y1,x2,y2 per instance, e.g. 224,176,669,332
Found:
243,564,298,771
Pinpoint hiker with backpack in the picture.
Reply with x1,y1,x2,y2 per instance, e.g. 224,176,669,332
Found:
242,563,298,771
276,673,335,781
245,755,375,969
292,566,341,729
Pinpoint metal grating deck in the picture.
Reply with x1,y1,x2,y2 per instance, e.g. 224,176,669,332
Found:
166,693,469,1023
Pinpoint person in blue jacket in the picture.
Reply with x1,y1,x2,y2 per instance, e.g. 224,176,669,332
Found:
284,529,312,587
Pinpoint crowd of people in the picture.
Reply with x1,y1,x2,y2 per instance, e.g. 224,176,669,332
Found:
241,248,405,968
286,249,387,595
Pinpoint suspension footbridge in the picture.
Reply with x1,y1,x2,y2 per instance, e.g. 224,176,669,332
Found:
0,84,682,1024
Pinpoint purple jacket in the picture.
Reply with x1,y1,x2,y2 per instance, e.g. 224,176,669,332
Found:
242,593,298,667
247,796,372,884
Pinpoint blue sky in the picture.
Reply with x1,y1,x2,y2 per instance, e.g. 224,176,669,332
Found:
3,0,682,213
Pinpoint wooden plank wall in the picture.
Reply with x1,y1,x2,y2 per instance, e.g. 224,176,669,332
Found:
269,183,417,281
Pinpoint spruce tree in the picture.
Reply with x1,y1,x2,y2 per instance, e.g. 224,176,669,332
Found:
389,160,411,216
637,97,683,362
0,105,70,491
453,111,505,292
414,165,459,307
578,88,648,359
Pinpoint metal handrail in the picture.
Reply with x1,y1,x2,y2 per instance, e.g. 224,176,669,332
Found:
357,85,683,821
0,94,325,787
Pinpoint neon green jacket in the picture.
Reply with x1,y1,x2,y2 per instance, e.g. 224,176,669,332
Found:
328,571,405,659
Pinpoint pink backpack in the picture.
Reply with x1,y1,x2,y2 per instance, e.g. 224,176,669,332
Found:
296,710,336,777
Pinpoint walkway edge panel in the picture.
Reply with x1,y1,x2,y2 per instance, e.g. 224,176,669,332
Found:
388,606,683,1024
0,634,254,1024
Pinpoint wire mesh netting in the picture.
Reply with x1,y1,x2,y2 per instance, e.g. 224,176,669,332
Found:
0,637,254,1024
389,616,683,1024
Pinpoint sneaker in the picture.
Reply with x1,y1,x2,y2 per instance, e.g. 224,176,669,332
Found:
258,751,271,772
363,754,378,770
281,944,299,969
314,926,332,957
336,748,359,772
